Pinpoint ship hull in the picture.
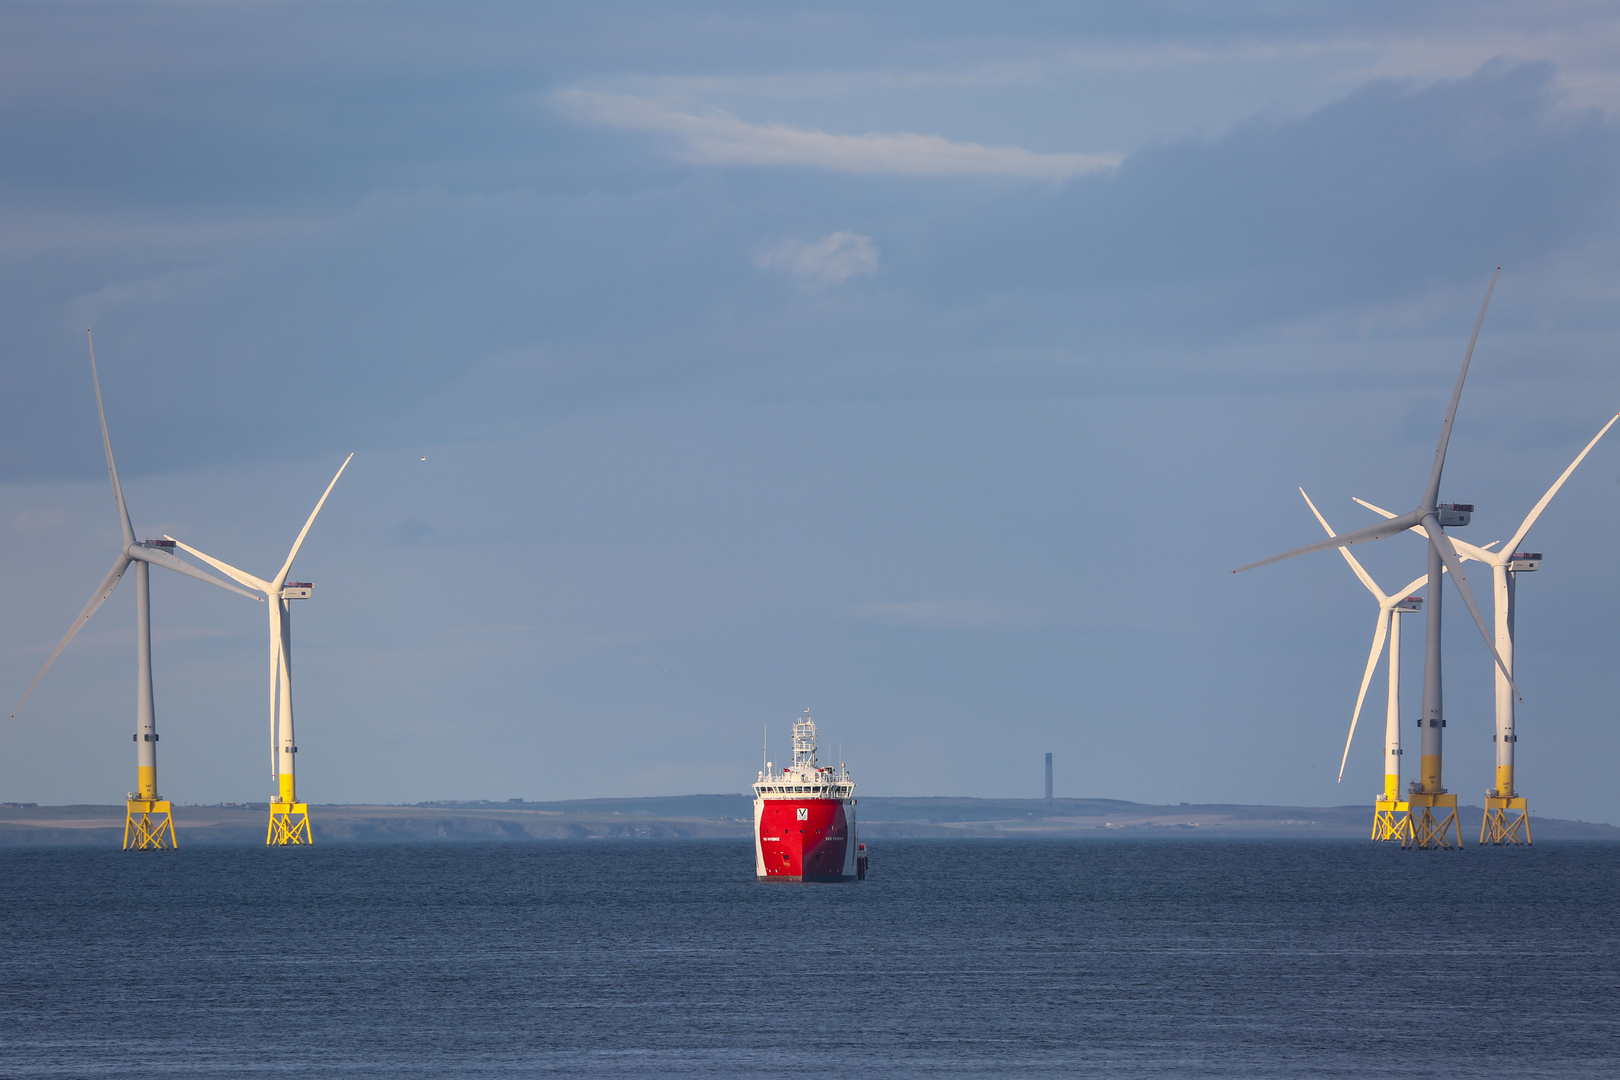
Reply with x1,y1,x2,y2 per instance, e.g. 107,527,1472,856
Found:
754,797,859,881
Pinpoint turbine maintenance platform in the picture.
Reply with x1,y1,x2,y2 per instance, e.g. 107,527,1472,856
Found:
1371,795,1412,843
1481,756,1531,845
1404,788,1460,849
124,796,176,850
267,798,312,845
1482,793,1531,845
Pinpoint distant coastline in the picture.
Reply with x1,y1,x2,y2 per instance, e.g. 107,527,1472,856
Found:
1,796,1616,845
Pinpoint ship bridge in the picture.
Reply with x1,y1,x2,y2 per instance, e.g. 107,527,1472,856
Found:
753,711,855,799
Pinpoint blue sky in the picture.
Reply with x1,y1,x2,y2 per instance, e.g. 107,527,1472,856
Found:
4,2,1620,821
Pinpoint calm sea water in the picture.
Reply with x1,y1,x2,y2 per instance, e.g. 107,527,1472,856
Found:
1,839,1616,1078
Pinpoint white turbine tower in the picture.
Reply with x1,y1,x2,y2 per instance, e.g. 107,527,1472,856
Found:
1299,489,1462,842
11,333,260,849
1353,412,1618,846
166,454,352,846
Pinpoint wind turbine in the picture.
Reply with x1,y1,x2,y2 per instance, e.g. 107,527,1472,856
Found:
1353,412,1619,846
1298,489,1473,842
11,332,260,849
166,454,352,846
1234,268,1515,848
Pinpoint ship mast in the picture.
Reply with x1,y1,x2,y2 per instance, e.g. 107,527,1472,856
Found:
792,710,818,774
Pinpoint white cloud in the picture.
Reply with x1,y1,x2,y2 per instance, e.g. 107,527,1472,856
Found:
758,231,879,285
554,90,1120,181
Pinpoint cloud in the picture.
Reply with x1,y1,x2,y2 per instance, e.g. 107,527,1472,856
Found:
758,231,879,285
554,90,1120,181
904,62,1620,338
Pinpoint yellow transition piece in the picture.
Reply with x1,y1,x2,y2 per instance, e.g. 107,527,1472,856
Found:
1405,790,1461,850
124,799,177,850
1481,795,1531,846
267,801,313,846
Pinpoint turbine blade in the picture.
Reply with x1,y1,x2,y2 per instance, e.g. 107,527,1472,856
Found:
1504,413,1620,555
129,545,263,601
1353,497,1397,520
1300,488,1386,602
163,536,271,593
1422,266,1499,509
1340,611,1390,782
1232,510,1423,574
273,454,353,588
1397,573,1430,598
1422,516,1523,701
1446,537,1495,563
88,331,136,546
12,555,131,718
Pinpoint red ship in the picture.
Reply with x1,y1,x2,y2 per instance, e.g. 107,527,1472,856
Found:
754,711,866,882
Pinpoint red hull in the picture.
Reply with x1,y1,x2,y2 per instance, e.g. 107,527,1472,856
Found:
757,799,851,881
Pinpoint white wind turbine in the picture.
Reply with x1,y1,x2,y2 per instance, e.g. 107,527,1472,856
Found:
11,333,260,849
1353,412,1618,843
165,454,352,845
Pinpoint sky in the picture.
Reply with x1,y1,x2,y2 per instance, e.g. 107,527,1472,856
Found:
4,1,1620,821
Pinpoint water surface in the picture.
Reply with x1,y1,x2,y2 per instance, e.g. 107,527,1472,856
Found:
1,839,1615,1077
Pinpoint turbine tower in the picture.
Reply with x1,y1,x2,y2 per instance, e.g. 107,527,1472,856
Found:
1234,268,1516,849
1353,412,1618,845
11,333,259,849
167,454,352,846
1299,488,1447,843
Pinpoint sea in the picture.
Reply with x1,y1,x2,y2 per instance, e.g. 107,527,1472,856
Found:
1,838,1616,1078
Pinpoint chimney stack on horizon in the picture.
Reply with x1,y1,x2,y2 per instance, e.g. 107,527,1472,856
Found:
1044,753,1053,802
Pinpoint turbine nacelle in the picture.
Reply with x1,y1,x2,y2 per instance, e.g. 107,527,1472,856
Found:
1509,553,1542,573
1437,503,1473,527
